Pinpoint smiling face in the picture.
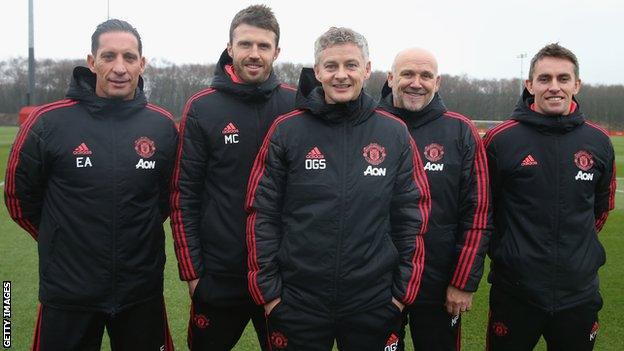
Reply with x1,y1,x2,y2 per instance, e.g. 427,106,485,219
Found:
526,56,581,116
313,43,371,104
227,23,280,84
388,48,440,112
87,31,145,100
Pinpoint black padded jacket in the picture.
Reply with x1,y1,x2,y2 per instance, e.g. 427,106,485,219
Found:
245,69,431,314
379,87,492,305
484,89,616,312
170,50,296,305
4,67,178,312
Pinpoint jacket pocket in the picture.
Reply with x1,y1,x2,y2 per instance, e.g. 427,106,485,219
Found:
266,299,284,318
384,234,400,269
39,221,61,278
593,235,606,268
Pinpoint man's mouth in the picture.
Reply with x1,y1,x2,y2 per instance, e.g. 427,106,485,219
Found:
109,78,130,86
405,90,427,97
245,63,263,71
333,83,351,89
546,96,565,101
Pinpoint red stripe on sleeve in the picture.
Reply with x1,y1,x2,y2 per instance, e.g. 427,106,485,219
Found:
5,99,77,240
444,112,490,289
30,304,42,351
375,109,431,303
405,136,431,303
608,164,617,211
244,109,303,305
169,88,215,280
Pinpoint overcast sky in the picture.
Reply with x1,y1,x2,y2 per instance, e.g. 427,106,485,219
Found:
2,0,623,85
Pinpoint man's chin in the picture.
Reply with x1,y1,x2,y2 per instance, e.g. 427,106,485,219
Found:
242,71,268,84
402,102,425,112
107,90,134,100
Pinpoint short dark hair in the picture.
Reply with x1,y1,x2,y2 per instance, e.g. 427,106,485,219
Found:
229,5,280,46
529,43,579,80
91,19,142,55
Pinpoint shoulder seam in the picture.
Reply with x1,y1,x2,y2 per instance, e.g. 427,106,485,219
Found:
280,83,297,92
584,120,610,137
443,111,473,124
188,87,217,104
483,120,519,147
443,111,479,135
375,108,408,127
146,103,175,123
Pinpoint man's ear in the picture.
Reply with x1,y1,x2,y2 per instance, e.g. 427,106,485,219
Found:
525,79,533,94
87,54,96,73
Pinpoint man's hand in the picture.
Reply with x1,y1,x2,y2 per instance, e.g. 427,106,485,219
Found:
392,297,405,312
188,278,200,298
445,285,473,316
264,297,282,315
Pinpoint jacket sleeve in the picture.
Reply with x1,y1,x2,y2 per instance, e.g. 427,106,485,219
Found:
449,124,492,292
169,101,205,281
390,132,431,305
4,112,47,240
484,131,503,260
594,141,616,233
245,126,287,306
159,121,178,222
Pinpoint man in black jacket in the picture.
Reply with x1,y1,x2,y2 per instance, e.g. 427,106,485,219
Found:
246,27,431,351
379,47,491,351
484,43,616,351
4,19,177,350
170,5,295,350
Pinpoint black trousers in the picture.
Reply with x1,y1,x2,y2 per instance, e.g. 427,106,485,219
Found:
188,296,268,351
266,299,403,351
31,297,173,351
397,304,461,351
486,286,602,351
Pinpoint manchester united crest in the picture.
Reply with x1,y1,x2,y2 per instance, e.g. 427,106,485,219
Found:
270,331,288,349
424,143,444,162
362,143,386,166
491,322,509,337
193,314,210,329
134,137,156,158
574,150,594,171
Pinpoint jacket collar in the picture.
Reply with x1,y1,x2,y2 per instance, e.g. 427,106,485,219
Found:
379,81,447,128
511,88,585,134
295,67,376,125
65,66,147,117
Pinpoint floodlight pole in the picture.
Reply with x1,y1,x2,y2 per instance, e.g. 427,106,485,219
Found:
27,0,35,105
517,53,527,94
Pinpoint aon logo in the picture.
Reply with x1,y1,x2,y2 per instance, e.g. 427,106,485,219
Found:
424,162,444,171
364,165,386,176
575,170,593,181
136,159,156,169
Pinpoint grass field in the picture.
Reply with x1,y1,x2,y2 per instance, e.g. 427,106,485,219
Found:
1,126,623,350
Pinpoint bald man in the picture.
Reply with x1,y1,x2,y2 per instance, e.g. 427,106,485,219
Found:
378,48,492,351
